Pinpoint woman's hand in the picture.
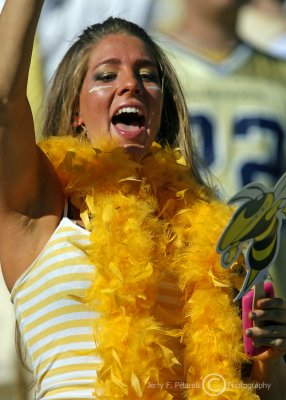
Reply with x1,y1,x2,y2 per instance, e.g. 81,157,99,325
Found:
246,296,286,359
247,297,286,399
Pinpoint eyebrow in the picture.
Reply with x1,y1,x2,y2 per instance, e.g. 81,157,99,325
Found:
93,58,158,69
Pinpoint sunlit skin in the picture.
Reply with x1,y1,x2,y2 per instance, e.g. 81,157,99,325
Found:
78,34,163,158
185,0,248,15
173,0,249,51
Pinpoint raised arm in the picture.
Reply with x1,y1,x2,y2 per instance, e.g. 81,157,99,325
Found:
0,0,44,101
0,0,63,289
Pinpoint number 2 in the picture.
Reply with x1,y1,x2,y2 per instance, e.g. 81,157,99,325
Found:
191,114,285,188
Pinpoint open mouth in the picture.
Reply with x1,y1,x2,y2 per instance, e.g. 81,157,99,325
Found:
112,107,146,139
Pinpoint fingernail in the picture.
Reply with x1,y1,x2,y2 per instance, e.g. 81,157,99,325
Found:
246,329,253,337
250,312,256,320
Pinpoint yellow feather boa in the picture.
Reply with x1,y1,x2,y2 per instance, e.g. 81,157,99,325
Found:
39,136,260,400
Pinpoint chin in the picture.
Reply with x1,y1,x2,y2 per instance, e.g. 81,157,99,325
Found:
123,143,149,160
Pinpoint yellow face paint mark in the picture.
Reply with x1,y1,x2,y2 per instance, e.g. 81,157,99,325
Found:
89,85,113,93
88,85,161,93
147,85,162,92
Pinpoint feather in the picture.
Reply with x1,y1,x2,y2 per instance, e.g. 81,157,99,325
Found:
39,136,259,399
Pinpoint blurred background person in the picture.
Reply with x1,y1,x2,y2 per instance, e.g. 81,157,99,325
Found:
151,0,286,299
237,0,286,59
152,0,286,203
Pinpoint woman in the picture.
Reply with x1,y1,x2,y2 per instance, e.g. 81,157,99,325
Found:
0,1,285,399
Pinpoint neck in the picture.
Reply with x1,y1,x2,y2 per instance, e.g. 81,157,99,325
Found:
251,0,283,15
166,3,239,54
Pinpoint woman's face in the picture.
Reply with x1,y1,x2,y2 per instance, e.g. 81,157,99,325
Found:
78,34,163,157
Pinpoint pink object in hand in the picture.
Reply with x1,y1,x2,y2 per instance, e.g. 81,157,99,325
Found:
242,282,274,356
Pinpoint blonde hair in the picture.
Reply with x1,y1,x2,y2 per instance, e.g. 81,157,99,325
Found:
42,17,210,187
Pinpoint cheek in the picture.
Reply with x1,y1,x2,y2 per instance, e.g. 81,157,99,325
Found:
80,80,114,112
150,95,163,130
79,89,112,127
86,89,112,111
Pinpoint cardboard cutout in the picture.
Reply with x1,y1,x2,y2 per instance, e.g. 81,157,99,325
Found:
217,172,286,301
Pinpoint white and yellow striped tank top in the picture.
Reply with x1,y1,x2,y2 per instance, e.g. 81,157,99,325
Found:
11,217,183,399
11,218,98,399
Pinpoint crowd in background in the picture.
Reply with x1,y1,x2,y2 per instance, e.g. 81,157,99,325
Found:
1,0,286,398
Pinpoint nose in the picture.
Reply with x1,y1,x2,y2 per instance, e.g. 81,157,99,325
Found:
117,73,143,96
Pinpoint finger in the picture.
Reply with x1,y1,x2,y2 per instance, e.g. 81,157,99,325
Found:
249,308,286,324
256,297,286,310
246,324,286,354
247,325,286,339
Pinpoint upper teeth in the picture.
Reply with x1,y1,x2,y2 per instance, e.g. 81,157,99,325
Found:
116,107,141,115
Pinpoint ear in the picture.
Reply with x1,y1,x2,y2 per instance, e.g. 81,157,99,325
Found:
72,112,85,129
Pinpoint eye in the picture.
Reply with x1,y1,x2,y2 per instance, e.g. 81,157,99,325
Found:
139,71,160,84
94,72,117,82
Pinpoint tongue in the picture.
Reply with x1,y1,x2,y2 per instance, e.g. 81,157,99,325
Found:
116,122,141,132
